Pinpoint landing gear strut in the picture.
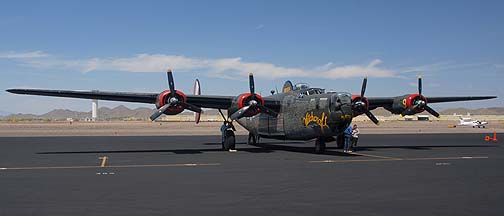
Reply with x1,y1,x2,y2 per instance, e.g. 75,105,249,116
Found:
315,138,326,154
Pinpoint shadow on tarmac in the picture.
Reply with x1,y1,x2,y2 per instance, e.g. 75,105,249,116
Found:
36,140,495,157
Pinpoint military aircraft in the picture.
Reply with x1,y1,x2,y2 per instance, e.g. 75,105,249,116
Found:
6,70,497,153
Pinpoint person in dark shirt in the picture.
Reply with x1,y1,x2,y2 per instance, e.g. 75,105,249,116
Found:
344,125,353,153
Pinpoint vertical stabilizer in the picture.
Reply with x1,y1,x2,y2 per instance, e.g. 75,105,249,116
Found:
282,80,293,93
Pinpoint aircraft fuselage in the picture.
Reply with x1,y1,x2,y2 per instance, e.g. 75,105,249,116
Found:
236,90,354,140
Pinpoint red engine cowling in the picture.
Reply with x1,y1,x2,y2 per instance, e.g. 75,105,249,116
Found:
404,93,428,113
156,90,187,115
236,93,264,117
351,94,369,116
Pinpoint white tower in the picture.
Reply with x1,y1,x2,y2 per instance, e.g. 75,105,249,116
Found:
92,99,98,121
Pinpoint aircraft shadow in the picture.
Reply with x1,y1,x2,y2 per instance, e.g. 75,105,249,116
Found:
36,143,495,156
37,147,274,155
37,141,351,156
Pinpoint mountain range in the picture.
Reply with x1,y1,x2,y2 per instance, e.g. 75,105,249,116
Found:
1,105,223,120
0,111,12,117
1,106,503,120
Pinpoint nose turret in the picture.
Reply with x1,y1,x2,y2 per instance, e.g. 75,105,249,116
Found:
328,92,354,132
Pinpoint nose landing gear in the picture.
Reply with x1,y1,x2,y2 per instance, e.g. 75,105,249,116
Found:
247,133,260,145
315,138,326,154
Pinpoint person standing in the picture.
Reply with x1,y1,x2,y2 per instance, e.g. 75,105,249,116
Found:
351,124,360,152
344,125,353,153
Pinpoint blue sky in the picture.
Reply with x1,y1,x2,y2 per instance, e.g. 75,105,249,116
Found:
0,0,502,114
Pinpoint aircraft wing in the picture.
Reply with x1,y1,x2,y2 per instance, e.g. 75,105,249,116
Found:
6,89,159,104
5,88,281,110
422,96,497,103
367,96,497,109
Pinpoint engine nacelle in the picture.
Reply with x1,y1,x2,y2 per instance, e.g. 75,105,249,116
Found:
155,90,187,115
229,93,264,118
351,94,369,116
390,94,428,115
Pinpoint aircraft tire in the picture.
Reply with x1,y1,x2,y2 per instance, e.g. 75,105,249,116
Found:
315,138,326,154
223,130,236,151
336,135,345,149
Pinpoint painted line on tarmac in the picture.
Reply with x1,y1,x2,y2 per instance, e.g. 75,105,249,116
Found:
347,152,400,160
0,163,220,171
308,156,489,163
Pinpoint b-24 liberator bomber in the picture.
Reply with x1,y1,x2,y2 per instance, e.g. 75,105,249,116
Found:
6,70,496,153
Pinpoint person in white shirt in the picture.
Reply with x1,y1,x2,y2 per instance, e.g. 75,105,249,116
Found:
351,124,360,151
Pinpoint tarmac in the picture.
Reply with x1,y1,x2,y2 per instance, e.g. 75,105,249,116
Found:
1,133,503,215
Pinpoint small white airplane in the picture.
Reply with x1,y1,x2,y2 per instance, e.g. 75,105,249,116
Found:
458,117,488,128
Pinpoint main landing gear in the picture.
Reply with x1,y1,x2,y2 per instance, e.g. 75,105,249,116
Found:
219,109,236,151
221,121,236,151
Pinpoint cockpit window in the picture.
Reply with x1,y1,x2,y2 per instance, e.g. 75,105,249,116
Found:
301,88,325,96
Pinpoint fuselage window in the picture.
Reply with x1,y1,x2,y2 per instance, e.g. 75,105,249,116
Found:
309,98,316,110
319,98,328,109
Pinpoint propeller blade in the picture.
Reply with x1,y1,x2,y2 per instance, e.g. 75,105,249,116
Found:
167,69,176,97
249,73,255,99
257,104,279,117
249,73,255,95
361,77,367,97
365,110,380,125
425,105,440,118
181,102,202,113
230,106,251,120
149,104,171,121
418,75,422,95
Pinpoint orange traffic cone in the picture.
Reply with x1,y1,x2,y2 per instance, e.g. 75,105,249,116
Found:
485,131,498,142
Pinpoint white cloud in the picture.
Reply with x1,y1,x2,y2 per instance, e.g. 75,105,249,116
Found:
15,52,397,80
0,51,49,59
400,61,488,74
255,24,264,30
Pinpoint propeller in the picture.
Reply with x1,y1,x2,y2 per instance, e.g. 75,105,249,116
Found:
149,70,202,121
230,73,278,120
401,75,440,118
353,77,380,124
